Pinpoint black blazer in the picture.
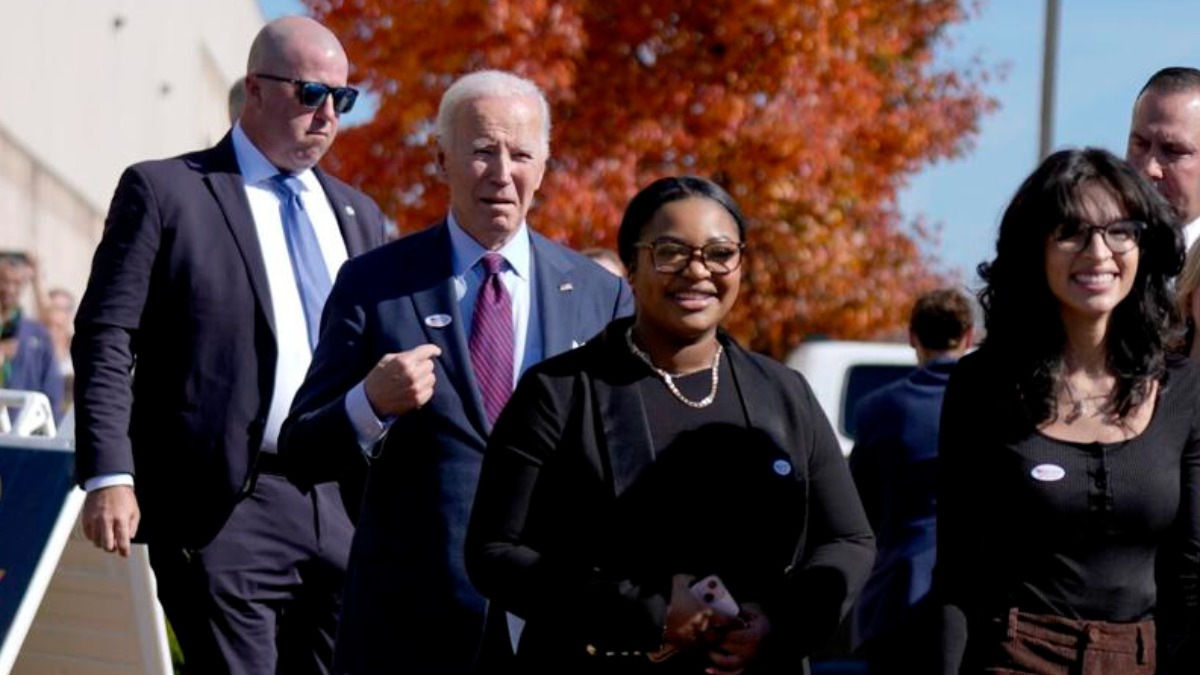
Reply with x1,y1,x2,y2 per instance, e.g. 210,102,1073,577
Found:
466,318,876,674
72,133,385,548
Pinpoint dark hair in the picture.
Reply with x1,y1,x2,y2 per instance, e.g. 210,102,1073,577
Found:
617,176,747,270
1137,66,1200,100
910,288,974,352
978,147,1183,423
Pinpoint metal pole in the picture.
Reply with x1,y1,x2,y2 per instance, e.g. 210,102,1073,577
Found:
1039,0,1061,161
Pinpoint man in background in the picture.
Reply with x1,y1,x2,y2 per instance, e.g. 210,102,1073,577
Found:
849,287,974,675
1127,66,1200,250
280,70,633,674
73,16,385,675
0,254,63,422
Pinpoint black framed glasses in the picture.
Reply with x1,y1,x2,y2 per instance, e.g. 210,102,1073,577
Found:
1051,220,1144,254
253,73,359,114
634,238,746,275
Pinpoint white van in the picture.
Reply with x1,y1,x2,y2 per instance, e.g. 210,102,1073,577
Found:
785,340,916,457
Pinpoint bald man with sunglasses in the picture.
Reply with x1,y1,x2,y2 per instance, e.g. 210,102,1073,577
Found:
72,16,385,675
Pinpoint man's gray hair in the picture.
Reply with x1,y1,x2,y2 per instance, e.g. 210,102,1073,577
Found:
435,70,551,153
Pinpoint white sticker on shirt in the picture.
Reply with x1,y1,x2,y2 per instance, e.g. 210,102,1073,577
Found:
1030,464,1066,482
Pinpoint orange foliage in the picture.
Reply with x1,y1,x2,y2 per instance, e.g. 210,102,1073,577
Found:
307,0,995,358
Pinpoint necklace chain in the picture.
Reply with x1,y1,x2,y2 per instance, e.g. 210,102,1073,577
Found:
625,327,722,408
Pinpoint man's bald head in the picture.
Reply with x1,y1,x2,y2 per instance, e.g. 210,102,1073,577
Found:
247,16,345,77
241,16,351,172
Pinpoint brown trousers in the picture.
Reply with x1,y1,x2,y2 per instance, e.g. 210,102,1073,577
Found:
983,608,1155,675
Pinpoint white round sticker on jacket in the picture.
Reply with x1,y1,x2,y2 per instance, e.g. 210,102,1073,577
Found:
1030,464,1066,482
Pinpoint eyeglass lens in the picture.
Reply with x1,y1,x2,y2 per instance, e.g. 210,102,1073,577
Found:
1054,221,1141,252
651,241,743,273
298,82,358,114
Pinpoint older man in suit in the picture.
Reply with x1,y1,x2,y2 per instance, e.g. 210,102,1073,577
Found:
72,17,385,675
279,70,634,674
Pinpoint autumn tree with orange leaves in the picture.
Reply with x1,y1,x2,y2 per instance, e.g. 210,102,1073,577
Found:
309,0,995,358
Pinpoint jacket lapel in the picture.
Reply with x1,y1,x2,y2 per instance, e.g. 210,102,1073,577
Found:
591,322,657,496
530,232,577,357
315,169,372,256
203,134,276,339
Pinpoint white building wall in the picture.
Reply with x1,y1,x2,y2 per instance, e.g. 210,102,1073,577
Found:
0,0,263,301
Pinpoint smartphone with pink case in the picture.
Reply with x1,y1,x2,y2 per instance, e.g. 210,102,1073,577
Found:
690,574,740,617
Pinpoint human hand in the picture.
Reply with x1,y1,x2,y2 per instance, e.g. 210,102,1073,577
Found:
363,344,442,418
703,602,771,675
81,485,140,557
662,574,742,653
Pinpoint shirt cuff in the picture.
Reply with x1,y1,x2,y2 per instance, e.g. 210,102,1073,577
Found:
345,381,392,455
85,473,134,492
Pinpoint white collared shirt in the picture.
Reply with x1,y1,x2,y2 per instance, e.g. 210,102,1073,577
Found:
1184,215,1200,253
232,124,349,452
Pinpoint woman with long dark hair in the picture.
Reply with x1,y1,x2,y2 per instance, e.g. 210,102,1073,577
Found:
935,147,1199,674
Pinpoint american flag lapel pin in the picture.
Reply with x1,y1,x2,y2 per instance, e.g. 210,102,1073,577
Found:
559,282,574,292
344,205,356,217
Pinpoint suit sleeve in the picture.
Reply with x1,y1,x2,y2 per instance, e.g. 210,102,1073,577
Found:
278,260,380,484
849,393,885,532
775,372,876,658
72,166,162,483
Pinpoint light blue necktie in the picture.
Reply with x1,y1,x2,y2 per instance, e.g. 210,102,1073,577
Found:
269,174,332,350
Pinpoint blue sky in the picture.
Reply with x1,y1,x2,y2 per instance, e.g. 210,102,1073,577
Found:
260,0,1200,284
900,1,1200,284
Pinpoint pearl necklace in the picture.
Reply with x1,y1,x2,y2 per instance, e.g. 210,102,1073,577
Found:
625,327,722,408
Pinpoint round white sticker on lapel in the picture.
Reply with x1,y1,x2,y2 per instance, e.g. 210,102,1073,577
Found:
772,459,792,476
1031,464,1066,482
424,314,452,328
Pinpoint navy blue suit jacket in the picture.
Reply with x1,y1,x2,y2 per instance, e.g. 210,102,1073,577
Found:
848,357,956,647
72,133,386,547
279,222,633,674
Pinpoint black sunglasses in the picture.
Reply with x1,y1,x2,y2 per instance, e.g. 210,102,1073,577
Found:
254,73,359,114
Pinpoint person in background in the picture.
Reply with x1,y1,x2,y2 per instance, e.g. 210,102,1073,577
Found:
1174,242,1200,359
26,252,75,413
0,254,63,422
228,77,247,125
582,246,627,277
465,175,875,674
279,70,632,674
849,287,974,674
936,147,1199,674
72,16,385,675
1127,66,1200,250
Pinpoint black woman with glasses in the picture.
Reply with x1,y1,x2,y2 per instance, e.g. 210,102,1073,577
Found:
466,175,875,674
72,16,385,675
935,148,1200,674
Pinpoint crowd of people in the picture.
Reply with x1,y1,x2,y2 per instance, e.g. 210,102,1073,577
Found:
5,11,1190,675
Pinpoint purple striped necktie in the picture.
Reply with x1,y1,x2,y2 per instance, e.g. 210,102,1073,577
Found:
470,253,514,426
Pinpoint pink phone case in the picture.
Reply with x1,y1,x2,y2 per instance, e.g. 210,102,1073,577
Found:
690,574,740,617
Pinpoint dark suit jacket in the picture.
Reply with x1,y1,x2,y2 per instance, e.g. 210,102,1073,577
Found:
849,358,954,649
465,318,876,674
279,222,633,674
72,133,385,548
